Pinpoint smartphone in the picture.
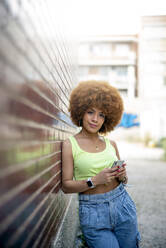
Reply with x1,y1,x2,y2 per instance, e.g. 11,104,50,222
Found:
112,160,125,168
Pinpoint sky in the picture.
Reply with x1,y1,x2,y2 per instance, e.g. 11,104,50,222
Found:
51,0,166,37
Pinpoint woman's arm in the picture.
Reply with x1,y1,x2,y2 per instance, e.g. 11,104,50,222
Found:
62,139,89,193
62,139,119,193
110,140,128,184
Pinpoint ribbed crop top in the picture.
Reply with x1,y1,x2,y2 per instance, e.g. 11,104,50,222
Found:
69,136,118,180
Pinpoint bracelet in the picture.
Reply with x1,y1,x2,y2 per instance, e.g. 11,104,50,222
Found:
117,176,127,184
122,176,127,183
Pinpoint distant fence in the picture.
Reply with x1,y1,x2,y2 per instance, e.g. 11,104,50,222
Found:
0,1,77,247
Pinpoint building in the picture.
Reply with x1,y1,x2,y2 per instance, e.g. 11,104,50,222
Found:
78,16,166,142
78,35,138,98
139,15,166,140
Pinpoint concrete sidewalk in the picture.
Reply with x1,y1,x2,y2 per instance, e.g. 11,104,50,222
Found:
116,141,164,161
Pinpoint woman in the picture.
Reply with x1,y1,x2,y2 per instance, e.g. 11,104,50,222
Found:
62,80,140,248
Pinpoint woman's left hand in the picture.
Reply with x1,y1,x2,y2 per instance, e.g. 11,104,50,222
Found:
115,163,128,183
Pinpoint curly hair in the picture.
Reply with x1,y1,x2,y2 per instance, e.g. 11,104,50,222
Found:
69,80,124,134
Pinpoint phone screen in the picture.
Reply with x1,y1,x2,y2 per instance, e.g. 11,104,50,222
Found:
112,160,124,168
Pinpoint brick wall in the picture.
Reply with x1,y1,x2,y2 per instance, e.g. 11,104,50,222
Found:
0,1,77,247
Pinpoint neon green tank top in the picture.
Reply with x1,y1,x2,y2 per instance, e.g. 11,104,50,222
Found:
69,136,118,180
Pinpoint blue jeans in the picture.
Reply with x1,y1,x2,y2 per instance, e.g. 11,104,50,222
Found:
79,183,141,248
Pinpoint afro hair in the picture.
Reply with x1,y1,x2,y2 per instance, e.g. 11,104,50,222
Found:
69,80,124,134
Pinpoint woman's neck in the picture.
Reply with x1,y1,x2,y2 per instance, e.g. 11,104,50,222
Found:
80,128,99,140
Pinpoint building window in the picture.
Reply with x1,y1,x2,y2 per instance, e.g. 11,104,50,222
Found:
112,66,128,76
98,66,110,76
143,26,166,39
89,66,98,75
114,44,130,56
89,43,111,57
78,66,89,77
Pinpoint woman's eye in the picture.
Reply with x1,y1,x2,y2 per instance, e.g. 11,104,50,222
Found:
87,111,93,114
100,113,105,118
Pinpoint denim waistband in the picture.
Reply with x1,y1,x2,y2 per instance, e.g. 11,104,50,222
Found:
79,183,125,203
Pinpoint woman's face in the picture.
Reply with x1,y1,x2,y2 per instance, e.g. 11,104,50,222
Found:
82,107,105,133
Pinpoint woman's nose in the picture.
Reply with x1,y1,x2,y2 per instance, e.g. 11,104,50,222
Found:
92,114,98,122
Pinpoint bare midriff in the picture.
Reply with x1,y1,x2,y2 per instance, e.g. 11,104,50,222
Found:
82,178,119,195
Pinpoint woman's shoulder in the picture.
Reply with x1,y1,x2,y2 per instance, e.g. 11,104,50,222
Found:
62,137,72,148
109,139,117,148
106,138,120,158
62,135,78,148
104,137,117,150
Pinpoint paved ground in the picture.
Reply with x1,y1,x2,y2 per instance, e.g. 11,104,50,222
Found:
117,141,166,248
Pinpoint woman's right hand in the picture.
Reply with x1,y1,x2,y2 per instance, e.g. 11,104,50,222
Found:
92,167,119,186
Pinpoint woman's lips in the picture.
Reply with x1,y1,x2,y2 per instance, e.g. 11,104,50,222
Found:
89,123,98,128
